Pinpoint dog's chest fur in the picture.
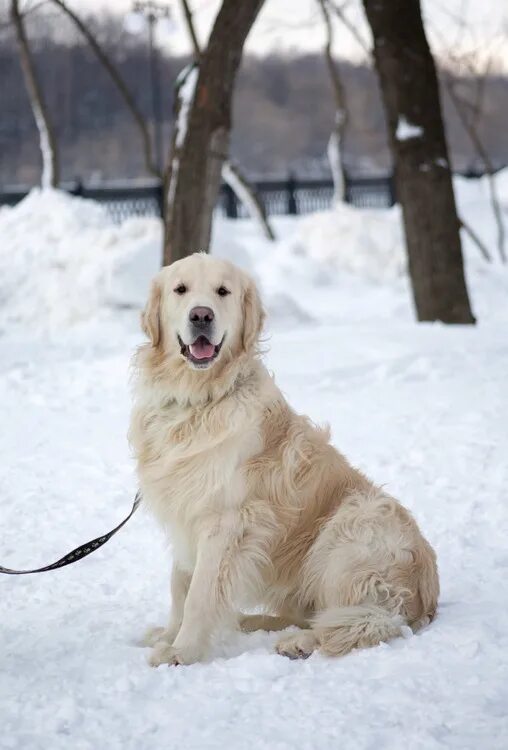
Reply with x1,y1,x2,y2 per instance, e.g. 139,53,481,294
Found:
131,380,266,572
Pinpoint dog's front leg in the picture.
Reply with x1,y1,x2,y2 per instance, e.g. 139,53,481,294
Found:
143,564,191,648
149,529,245,666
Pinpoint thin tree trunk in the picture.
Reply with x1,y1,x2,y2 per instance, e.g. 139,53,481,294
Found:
11,0,59,188
50,0,160,178
177,0,275,243
163,0,264,265
362,0,475,324
317,0,348,202
180,0,202,61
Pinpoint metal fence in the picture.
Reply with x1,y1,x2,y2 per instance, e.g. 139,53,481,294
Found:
0,174,396,224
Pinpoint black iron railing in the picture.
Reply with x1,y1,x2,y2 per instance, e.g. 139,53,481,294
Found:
0,174,396,225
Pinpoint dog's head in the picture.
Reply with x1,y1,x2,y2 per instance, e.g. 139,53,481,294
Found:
141,254,265,372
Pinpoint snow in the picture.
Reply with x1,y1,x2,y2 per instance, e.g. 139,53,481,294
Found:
0,189,161,332
174,65,199,150
165,64,199,210
1,175,508,749
327,125,345,202
396,116,424,141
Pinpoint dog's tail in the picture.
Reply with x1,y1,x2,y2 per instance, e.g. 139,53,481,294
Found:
312,603,407,657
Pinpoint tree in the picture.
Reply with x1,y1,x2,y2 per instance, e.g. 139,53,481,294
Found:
362,0,475,324
435,40,505,263
163,0,265,266
179,0,275,241
316,0,348,202
11,0,59,187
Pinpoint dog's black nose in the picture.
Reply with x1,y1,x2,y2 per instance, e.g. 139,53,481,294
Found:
189,306,214,326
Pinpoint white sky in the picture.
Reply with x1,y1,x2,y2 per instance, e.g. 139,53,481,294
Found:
80,0,507,72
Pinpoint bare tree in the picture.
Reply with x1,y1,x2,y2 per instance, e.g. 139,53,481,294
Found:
11,0,59,187
316,0,348,202
438,50,505,263
362,0,475,324
329,0,490,264
164,0,265,265
179,0,275,241
50,0,160,178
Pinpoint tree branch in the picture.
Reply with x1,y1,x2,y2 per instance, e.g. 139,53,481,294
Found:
459,217,492,262
180,0,202,60
444,74,506,263
50,0,160,179
329,0,371,58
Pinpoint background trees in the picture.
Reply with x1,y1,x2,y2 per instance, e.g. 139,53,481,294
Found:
2,0,506,323
363,0,475,323
1,17,506,186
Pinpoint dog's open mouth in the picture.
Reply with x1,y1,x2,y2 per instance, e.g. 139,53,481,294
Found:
178,335,224,367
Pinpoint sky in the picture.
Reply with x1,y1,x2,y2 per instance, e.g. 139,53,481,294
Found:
79,0,507,71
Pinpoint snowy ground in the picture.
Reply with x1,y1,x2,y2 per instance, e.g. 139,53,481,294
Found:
1,180,508,749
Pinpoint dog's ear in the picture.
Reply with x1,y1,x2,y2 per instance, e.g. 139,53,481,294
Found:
141,280,162,347
241,277,265,353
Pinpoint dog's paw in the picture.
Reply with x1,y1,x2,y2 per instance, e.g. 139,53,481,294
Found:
148,642,204,667
275,630,318,660
140,624,181,648
141,626,169,648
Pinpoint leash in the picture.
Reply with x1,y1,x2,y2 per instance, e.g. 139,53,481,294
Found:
0,491,142,575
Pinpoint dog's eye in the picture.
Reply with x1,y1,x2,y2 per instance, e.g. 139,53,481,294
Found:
174,284,187,295
217,286,230,297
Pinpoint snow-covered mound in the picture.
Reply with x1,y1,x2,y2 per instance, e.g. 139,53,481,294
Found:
287,203,405,281
0,189,161,332
0,170,507,332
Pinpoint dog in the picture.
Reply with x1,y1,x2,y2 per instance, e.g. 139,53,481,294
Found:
129,253,439,666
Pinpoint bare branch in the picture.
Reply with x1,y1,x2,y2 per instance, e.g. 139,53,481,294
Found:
328,0,371,58
222,161,275,240
459,217,492,262
429,19,505,262
180,0,202,59
444,74,506,263
50,0,160,179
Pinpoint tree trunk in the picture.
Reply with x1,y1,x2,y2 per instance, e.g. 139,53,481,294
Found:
11,0,59,188
362,0,475,324
178,0,275,242
163,0,265,266
317,0,348,202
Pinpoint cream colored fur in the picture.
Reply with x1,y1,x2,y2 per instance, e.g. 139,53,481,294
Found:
129,253,439,666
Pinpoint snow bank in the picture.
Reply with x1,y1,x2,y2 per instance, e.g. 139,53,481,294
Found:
1,170,507,333
0,189,161,332
286,203,406,281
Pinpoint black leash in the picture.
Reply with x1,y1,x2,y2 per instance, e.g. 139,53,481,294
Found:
0,491,142,575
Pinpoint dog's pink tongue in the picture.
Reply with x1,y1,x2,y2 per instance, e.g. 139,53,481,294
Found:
190,337,215,360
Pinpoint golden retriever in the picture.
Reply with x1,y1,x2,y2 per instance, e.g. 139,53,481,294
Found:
129,253,439,666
